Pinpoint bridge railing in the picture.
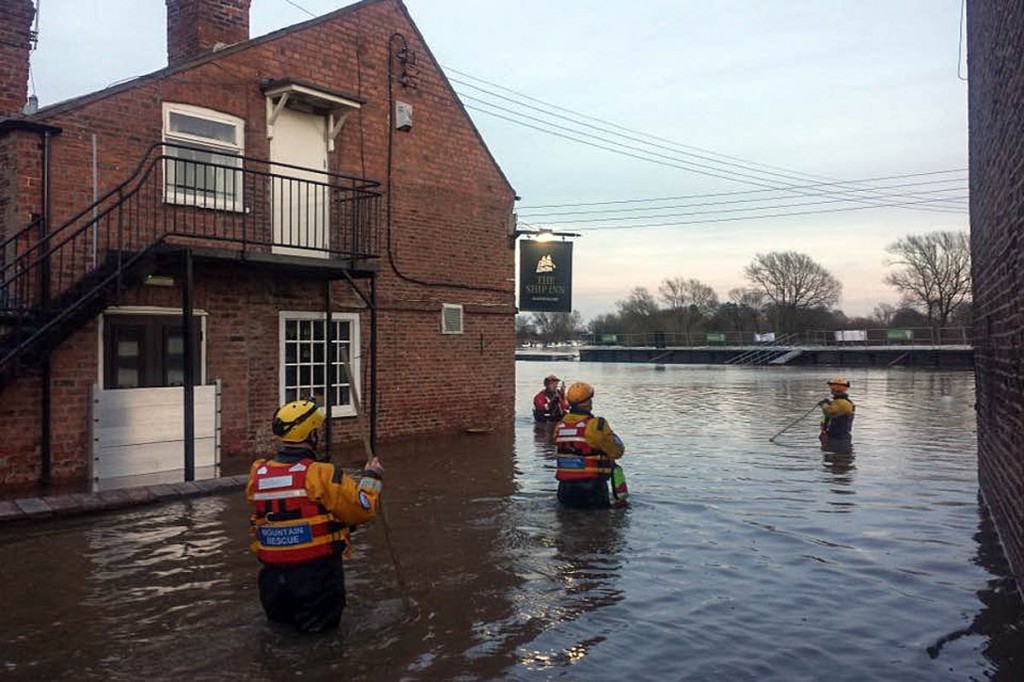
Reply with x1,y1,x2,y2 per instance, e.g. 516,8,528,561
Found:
567,327,972,348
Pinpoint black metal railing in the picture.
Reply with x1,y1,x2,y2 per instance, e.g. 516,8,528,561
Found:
0,142,381,314
0,142,381,372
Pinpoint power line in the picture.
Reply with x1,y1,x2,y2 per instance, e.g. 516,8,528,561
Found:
283,0,318,18
529,189,968,226
447,66,965,210
567,194,970,231
518,177,967,217
464,100,966,214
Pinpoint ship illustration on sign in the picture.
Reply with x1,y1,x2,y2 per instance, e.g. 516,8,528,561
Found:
535,254,555,273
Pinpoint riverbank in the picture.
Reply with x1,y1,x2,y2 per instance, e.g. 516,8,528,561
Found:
580,344,973,368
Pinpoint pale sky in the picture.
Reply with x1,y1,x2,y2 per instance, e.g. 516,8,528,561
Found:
27,0,968,321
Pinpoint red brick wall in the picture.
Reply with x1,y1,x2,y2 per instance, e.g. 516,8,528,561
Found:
0,0,34,117
167,0,252,67
0,0,516,488
967,0,1024,596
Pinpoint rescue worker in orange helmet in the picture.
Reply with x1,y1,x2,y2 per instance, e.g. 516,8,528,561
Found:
818,376,855,453
533,373,569,423
553,381,626,508
246,397,384,633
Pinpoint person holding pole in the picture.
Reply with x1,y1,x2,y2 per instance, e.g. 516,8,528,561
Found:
246,397,384,633
819,377,855,453
553,382,627,508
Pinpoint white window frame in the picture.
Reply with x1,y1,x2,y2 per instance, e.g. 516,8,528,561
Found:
162,102,245,212
278,311,360,418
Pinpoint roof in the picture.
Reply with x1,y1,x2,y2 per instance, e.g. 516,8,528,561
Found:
23,0,514,196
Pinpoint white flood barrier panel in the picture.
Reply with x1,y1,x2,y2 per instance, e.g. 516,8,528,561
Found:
91,382,221,487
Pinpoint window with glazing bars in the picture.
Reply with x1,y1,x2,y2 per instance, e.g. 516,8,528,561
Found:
279,314,359,414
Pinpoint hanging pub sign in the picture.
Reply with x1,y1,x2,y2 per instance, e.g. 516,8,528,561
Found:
519,240,573,312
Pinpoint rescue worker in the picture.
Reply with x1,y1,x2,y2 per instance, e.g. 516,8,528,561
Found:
553,381,626,508
533,373,569,422
819,376,855,453
246,398,384,633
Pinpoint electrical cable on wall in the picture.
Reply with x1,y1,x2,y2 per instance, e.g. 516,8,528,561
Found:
385,32,512,294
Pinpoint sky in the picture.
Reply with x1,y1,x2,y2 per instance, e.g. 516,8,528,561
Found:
26,0,969,322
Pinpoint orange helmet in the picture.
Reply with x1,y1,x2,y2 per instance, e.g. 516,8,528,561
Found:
827,376,850,388
565,381,594,405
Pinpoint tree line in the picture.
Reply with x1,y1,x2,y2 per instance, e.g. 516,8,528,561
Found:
517,231,972,344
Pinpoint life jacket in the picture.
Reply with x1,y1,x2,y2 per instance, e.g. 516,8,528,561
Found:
554,416,614,481
823,395,856,441
250,457,349,565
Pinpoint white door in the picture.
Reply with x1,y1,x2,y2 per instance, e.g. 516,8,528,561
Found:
270,107,329,257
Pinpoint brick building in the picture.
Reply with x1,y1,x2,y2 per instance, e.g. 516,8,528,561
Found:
0,0,517,490
967,1,1024,596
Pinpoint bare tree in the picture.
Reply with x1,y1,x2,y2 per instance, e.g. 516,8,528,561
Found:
884,231,971,328
744,251,842,332
872,303,898,326
658,277,719,333
616,287,660,335
530,311,583,344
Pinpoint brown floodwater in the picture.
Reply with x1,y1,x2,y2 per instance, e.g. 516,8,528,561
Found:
1,363,1022,680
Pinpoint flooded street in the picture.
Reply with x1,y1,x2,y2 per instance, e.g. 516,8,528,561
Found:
2,363,1022,680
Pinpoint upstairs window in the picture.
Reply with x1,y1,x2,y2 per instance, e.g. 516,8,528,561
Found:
163,103,244,211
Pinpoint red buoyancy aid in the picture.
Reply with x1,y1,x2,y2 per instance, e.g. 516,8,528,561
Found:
250,458,349,565
554,417,614,481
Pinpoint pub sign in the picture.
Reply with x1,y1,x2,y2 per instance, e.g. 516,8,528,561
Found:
519,240,573,312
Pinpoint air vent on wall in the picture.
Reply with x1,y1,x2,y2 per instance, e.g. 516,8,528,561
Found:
441,303,464,334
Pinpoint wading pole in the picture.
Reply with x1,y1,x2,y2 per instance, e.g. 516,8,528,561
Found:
339,347,412,613
768,403,823,443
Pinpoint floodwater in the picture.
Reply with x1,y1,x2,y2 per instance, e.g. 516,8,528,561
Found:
2,363,1022,681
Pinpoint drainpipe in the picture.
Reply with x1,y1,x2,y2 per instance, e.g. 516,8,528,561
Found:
39,129,52,486
182,249,195,482
370,273,377,450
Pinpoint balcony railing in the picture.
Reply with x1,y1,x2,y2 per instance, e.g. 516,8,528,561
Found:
1,142,382,314
576,327,972,348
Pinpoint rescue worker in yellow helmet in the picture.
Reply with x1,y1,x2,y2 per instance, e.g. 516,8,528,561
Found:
553,381,627,508
246,397,384,633
818,377,855,453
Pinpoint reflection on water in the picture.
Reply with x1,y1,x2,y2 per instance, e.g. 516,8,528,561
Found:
0,364,1021,681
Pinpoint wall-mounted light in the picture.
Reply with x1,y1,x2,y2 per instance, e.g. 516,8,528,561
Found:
144,275,175,287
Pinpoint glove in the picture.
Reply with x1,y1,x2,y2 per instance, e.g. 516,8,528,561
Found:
817,399,831,407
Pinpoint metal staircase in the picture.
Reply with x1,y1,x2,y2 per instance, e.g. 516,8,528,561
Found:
725,334,802,365
0,142,381,391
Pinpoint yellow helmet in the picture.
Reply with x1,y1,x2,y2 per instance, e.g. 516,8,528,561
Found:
272,398,325,443
827,376,850,388
565,381,594,405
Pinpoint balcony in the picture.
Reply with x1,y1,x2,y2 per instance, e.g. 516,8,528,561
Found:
2,142,383,316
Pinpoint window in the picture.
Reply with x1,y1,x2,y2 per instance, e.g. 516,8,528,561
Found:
441,303,463,334
103,314,202,389
279,312,360,416
163,103,245,211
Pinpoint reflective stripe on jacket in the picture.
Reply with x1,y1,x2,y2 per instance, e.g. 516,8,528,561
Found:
554,415,615,481
250,458,350,565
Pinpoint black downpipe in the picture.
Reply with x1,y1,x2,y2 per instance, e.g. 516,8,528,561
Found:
324,280,333,460
39,130,52,486
182,249,195,482
370,273,377,450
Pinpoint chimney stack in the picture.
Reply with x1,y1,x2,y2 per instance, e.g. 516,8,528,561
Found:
0,0,36,117
166,0,251,67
